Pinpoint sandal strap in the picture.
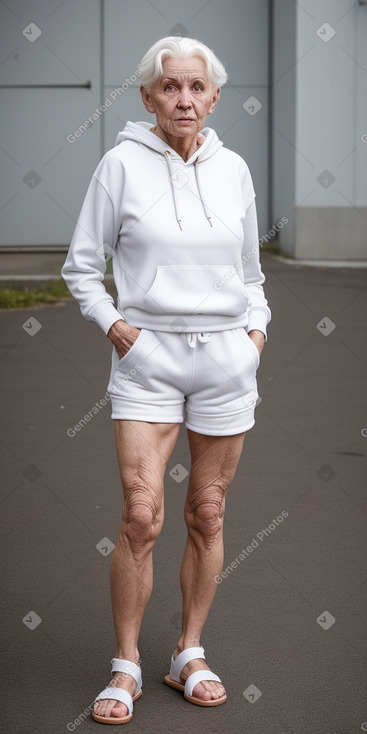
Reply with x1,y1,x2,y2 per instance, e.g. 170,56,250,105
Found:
170,646,205,682
111,658,142,696
93,686,133,714
185,670,221,697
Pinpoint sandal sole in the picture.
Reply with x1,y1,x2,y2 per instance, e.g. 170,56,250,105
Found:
91,712,133,724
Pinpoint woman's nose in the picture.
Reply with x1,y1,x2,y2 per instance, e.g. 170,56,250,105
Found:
177,89,192,108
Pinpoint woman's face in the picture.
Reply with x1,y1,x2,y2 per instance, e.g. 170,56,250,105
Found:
140,55,220,139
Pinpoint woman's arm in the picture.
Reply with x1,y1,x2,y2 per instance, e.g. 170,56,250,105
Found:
61,155,123,336
241,195,271,353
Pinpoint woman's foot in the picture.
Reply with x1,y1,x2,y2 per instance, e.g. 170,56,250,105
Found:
92,662,141,721
172,646,226,702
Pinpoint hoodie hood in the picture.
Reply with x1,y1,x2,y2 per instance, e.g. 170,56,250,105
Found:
114,121,223,230
114,120,223,162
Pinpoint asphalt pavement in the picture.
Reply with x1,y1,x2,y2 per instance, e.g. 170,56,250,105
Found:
1,251,366,734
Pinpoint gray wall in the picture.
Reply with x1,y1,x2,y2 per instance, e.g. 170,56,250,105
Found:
0,0,269,248
0,0,101,247
272,0,367,259
271,0,297,258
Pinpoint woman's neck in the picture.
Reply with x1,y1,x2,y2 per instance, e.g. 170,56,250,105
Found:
150,125,205,162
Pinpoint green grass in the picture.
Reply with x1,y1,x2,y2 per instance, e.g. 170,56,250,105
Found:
0,279,71,309
261,243,281,255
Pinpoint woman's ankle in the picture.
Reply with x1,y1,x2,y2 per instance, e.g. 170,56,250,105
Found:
115,649,141,666
174,638,202,657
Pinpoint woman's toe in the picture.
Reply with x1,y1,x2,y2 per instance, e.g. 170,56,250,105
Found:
110,701,128,718
93,699,128,719
208,683,224,699
213,682,226,698
196,684,210,700
194,680,226,700
192,681,216,700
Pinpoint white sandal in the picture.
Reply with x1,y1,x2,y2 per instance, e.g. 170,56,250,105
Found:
92,658,142,725
164,646,227,707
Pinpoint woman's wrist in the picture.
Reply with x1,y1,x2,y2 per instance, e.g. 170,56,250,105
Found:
248,329,266,341
107,319,126,339
247,329,266,357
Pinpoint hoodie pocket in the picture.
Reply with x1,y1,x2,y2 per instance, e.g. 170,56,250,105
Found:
143,265,248,317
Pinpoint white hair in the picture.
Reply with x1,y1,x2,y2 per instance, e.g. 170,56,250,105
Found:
137,36,228,89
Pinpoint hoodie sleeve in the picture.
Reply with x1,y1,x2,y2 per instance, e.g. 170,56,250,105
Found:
61,155,123,335
240,165,271,339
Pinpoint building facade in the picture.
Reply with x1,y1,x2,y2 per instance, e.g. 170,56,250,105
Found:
0,0,366,259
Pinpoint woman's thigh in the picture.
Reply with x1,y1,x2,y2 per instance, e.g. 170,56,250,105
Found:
185,428,246,506
114,420,180,497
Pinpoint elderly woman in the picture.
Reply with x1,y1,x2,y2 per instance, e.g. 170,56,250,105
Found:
62,36,270,725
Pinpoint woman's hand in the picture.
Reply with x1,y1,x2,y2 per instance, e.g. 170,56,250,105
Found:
107,319,141,359
248,329,266,359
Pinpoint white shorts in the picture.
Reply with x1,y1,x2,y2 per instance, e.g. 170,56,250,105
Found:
107,328,260,436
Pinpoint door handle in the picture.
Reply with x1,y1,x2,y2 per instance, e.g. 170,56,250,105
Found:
0,81,92,88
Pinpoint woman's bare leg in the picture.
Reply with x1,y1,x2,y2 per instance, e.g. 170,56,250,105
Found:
93,420,180,721
172,429,246,702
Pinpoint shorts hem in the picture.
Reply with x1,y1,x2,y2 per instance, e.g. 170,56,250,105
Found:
109,391,184,423
185,417,255,436
111,415,184,423
110,402,183,424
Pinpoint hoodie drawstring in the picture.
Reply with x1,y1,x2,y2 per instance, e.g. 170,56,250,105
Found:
194,160,213,227
186,332,212,348
164,150,212,230
165,151,182,230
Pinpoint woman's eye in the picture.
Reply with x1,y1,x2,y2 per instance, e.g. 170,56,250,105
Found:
193,85,203,91
165,85,175,91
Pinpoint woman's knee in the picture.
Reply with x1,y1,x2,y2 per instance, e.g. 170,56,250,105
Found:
185,483,227,549
121,479,163,555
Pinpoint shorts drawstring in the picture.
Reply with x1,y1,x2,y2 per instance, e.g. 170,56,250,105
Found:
186,332,212,348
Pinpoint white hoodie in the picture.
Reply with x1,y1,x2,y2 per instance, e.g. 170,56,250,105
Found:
62,121,271,336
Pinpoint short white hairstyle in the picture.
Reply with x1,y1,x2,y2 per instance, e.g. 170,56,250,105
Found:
137,36,228,89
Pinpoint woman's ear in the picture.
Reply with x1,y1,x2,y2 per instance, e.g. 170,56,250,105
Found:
208,87,220,114
140,85,155,113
